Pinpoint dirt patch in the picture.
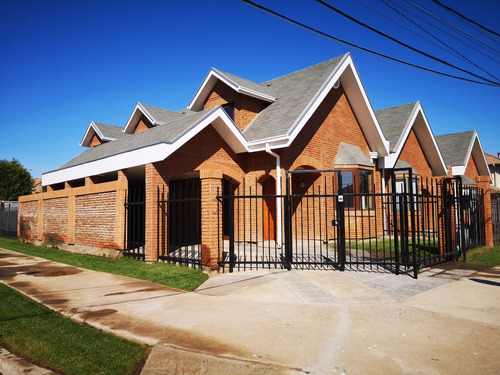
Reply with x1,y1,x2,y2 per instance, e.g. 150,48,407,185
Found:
80,310,266,362
41,299,69,305
104,287,164,296
80,309,118,319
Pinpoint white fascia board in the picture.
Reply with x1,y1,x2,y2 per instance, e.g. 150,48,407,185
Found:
471,133,490,176
413,105,448,175
43,108,249,186
43,143,172,186
79,122,97,147
188,69,217,111
189,69,276,111
238,87,276,102
123,103,158,134
340,57,390,156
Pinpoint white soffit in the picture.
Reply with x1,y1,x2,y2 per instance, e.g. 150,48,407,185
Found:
43,107,248,186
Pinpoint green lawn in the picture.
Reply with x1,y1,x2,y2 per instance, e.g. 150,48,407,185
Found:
0,283,148,375
466,244,500,266
0,237,208,291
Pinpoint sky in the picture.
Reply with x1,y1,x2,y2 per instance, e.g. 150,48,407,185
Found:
1,0,499,179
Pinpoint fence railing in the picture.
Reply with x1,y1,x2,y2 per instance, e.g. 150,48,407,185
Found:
0,201,18,238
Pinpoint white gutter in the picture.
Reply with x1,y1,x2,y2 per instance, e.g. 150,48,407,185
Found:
265,143,283,248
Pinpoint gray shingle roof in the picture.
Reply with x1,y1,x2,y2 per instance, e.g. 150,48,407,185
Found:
243,55,346,141
435,130,476,167
213,69,277,99
57,54,351,173
140,103,196,124
93,122,126,141
334,143,373,167
61,108,216,170
375,102,418,153
395,160,419,175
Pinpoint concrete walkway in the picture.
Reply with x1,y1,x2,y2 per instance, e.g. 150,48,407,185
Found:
1,248,499,374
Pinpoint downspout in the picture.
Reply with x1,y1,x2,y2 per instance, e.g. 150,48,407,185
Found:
265,143,283,248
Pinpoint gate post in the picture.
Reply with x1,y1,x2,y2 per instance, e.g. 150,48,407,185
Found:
228,179,235,272
200,170,223,270
284,172,292,270
390,171,400,275
477,176,494,247
337,195,346,271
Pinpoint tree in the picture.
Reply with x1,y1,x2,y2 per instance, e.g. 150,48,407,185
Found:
0,159,34,200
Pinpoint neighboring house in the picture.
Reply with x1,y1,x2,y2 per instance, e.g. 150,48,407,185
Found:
18,53,494,269
435,130,490,185
485,152,500,191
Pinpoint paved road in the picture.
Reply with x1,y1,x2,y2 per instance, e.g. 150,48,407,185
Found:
1,248,499,374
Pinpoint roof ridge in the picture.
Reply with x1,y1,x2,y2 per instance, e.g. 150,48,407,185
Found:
262,54,348,85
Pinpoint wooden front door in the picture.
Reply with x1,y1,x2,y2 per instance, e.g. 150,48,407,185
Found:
261,176,276,241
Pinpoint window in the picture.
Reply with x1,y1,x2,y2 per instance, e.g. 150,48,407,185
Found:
395,178,419,211
338,169,373,209
223,103,234,120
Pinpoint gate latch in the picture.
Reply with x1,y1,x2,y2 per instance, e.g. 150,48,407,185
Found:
332,220,338,226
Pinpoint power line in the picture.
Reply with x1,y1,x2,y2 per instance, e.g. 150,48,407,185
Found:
237,0,499,87
385,0,500,64
431,0,500,39
402,0,500,57
314,0,499,85
380,0,500,83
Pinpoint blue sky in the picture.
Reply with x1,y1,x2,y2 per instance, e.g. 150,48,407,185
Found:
1,0,499,178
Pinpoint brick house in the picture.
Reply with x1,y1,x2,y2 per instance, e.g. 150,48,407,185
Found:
18,53,493,269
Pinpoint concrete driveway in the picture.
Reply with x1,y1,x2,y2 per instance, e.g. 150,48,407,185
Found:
0,248,499,374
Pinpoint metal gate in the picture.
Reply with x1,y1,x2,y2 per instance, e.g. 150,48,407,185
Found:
123,187,145,259
157,179,201,268
218,169,485,277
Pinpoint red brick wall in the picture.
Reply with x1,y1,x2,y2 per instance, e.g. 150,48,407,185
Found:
135,115,153,134
90,134,101,148
75,191,117,248
464,154,480,182
43,198,68,242
18,200,38,240
203,81,269,132
285,85,371,170
398,128,433,179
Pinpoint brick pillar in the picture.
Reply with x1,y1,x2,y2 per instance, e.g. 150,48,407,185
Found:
200,170,222,270
37,197,44,241
145,163,166,262
115,170,128,250
477,176,493,247
67,195,75,244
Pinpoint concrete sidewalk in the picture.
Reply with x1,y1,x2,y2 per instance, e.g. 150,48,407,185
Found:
1,248,499,374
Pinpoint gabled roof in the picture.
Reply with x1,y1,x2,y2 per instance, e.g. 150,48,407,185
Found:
189,68,277,111
43,53,391,185
43,106,248,185
485,152,500,166
123,103,197,134
244,53,389,155
80,121,126,147
376,102,447,176
435,130,490,176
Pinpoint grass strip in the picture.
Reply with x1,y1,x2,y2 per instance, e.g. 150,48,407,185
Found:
466,244,500,267
0,237,208,291
0,283,148,375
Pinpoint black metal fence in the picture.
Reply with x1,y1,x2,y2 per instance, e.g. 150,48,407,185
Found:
217,169,485,278
493,196,500,242
0,201,18,238
157,178,201,268
123,187,145,259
